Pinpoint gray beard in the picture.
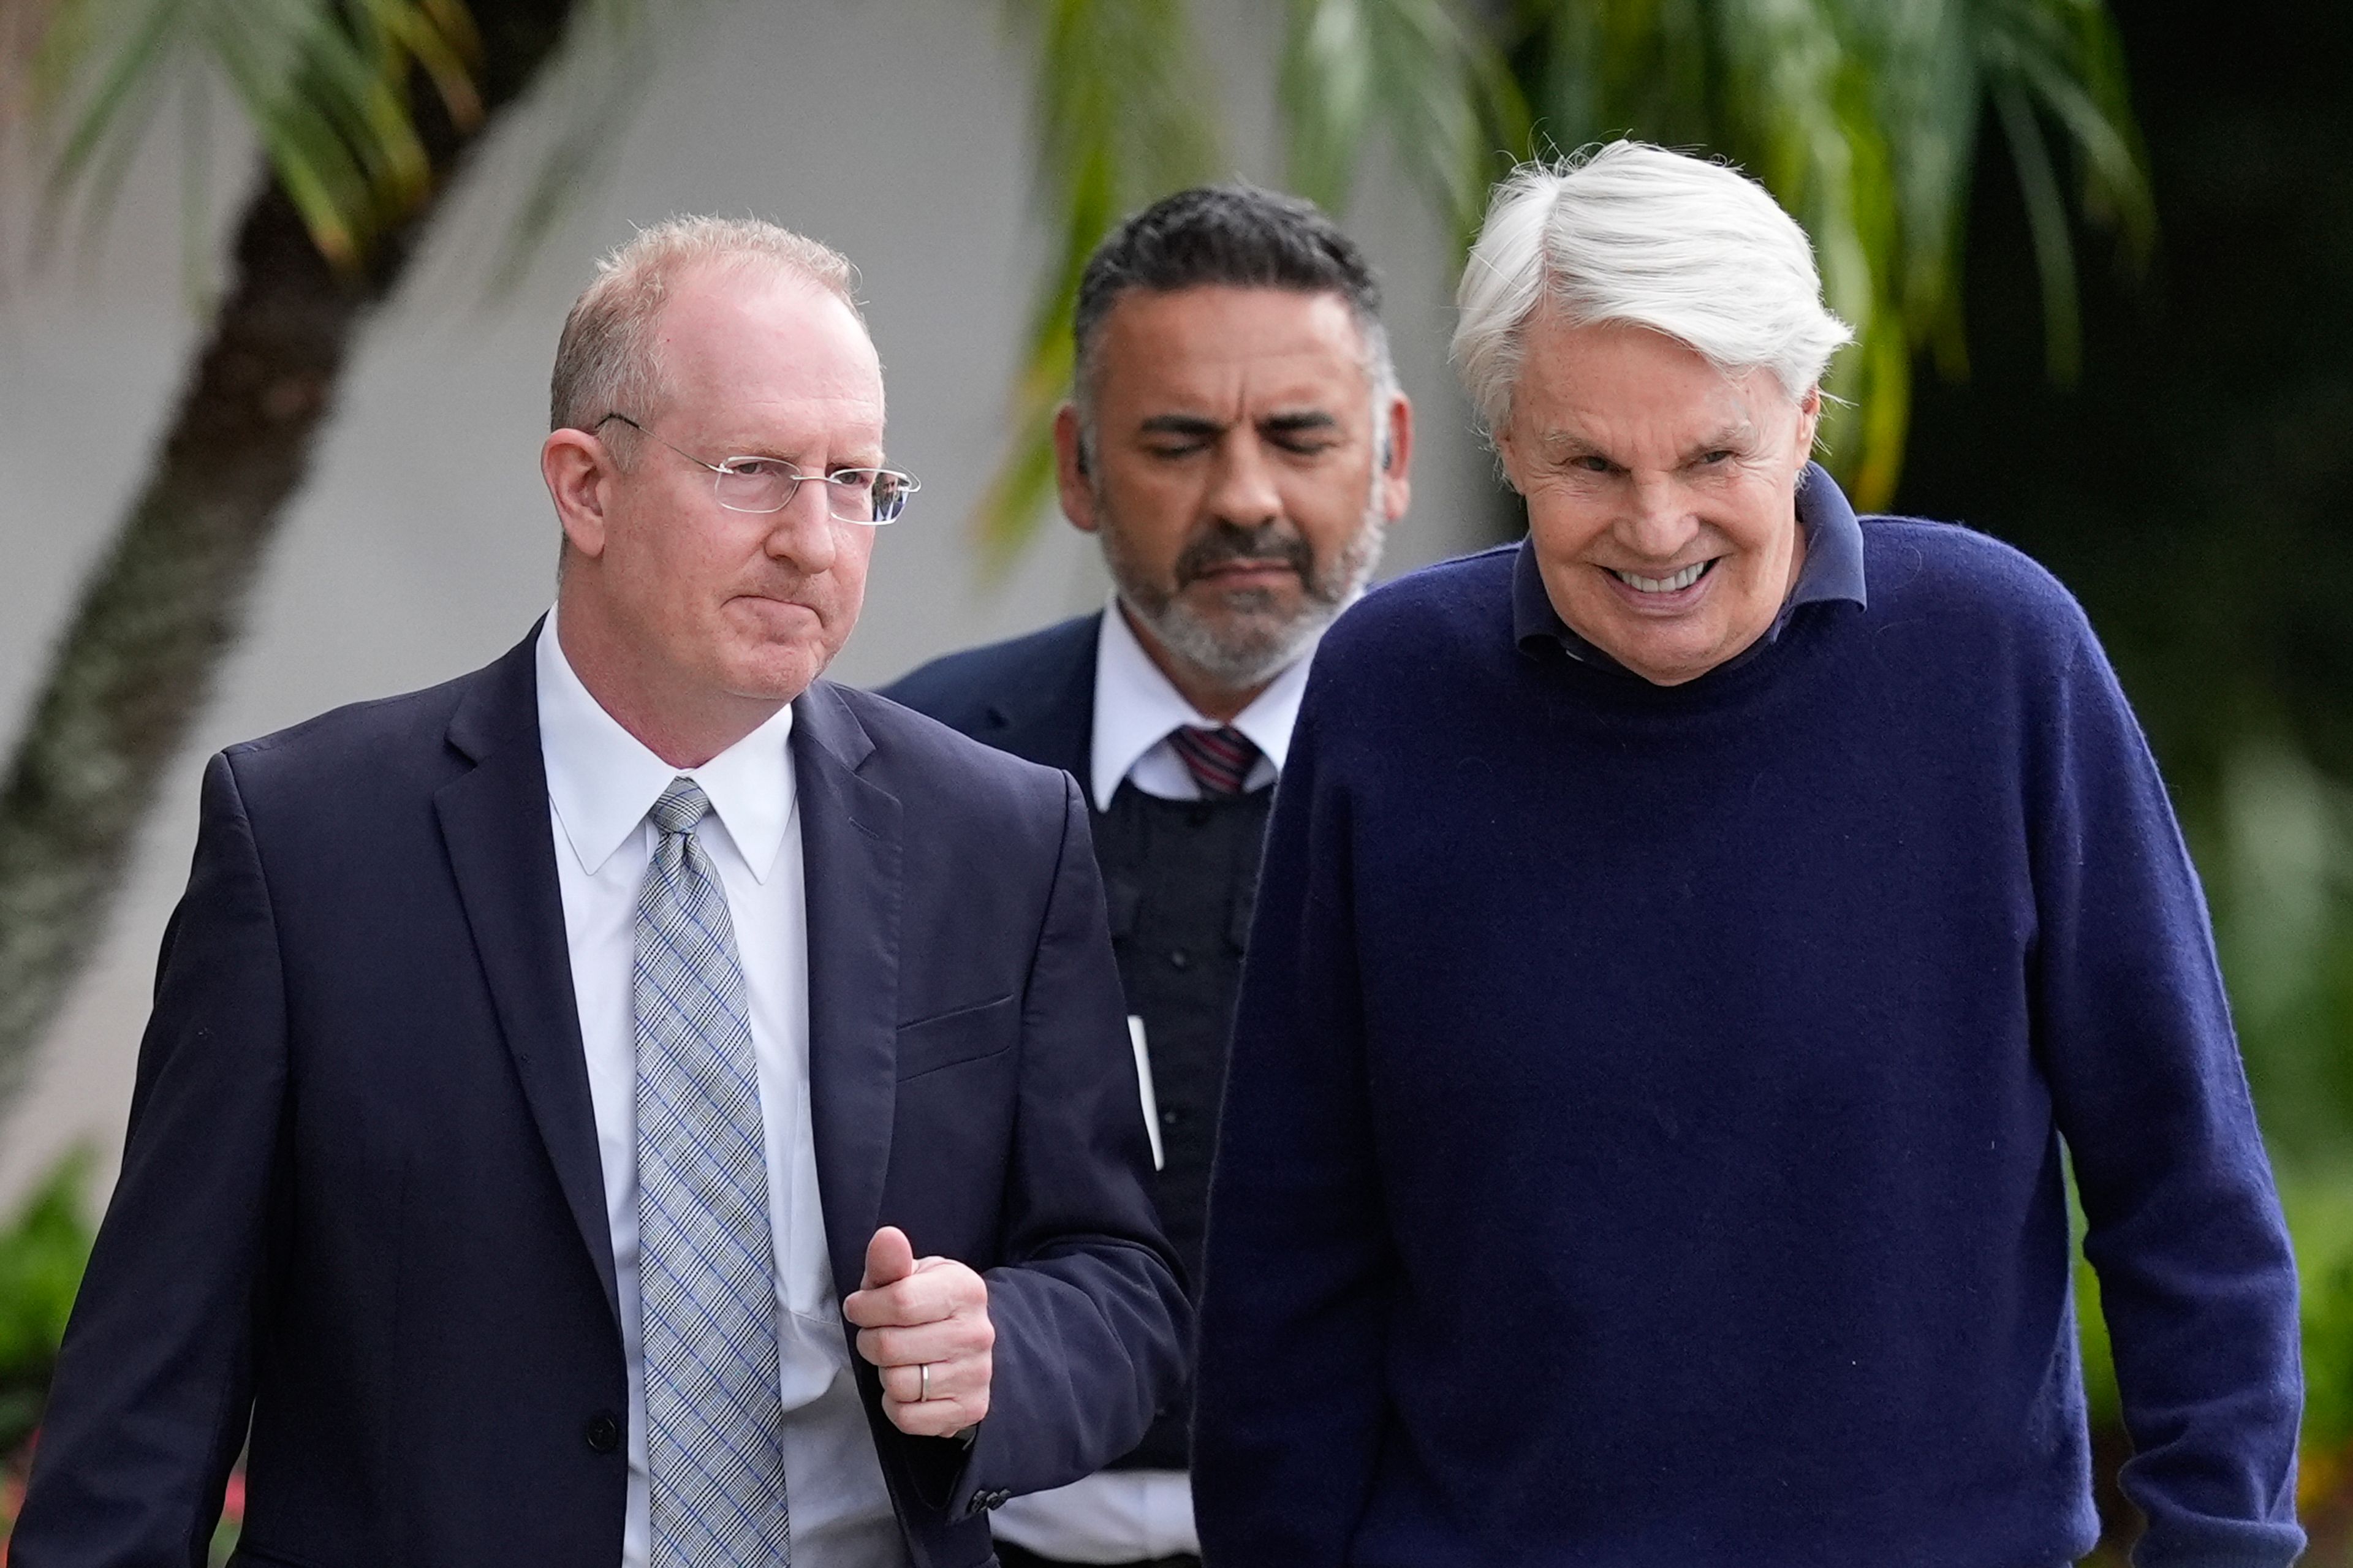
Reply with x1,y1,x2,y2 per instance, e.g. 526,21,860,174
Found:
1099,487,1388,692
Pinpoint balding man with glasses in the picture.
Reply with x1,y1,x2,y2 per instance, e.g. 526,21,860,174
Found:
13,217,1187,1568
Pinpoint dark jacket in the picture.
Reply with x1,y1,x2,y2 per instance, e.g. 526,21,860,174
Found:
882,614,1100,782
13,624,1186,1568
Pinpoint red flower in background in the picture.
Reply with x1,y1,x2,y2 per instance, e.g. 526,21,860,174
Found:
1,1480,20,1564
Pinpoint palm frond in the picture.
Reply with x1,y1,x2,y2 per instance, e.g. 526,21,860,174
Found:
29,0,482,271
1835,0,1977,371
1279,0,1374,213
1991,77,2080,381
973,0,1223,571
1521,0,1710,157
1974,0,2154,382
1281,0,1526,236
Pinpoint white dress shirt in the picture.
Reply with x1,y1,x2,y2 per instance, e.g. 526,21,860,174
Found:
991,599,1314,1564
536,610,905,1568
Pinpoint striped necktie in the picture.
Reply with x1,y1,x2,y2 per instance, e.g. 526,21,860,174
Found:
634,778,792,1567
1168,725,1260,797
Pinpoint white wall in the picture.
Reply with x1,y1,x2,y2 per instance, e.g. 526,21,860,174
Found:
0,0,1503,1209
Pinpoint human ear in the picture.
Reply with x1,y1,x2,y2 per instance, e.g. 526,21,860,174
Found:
543,428,615,559
1378,392,1415,521
1053,403,1101,535
1491,419,1529,497
1794,386,1824,470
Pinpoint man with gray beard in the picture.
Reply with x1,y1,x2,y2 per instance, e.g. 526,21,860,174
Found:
882,184,1412,1568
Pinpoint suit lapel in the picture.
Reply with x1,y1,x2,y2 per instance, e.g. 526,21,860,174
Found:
982,612,1098,786
794,681,904,1299
435,628,620,1324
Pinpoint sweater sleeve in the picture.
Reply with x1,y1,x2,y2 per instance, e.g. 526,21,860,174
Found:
1192,678,1394,1566
2026,605,2305,1567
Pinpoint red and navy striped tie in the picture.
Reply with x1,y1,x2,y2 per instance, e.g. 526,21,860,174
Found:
1169,725,1260,797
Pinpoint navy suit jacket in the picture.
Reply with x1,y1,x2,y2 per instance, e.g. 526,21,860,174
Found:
879,615,1101,786
13,626,1186,1568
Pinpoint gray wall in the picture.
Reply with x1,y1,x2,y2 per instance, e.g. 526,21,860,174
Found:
0,0,1502,1208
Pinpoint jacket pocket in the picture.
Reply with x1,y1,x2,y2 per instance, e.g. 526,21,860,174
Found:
895,993,1017,1080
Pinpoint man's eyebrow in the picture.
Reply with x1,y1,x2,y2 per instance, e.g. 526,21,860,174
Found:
1261,410,1340,436
1138,414,1226,439
1686,423,1757,457
1534,423,1760,463
1536,428,1606,459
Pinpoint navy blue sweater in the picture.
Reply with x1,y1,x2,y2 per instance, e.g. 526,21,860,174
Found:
1192,516,2303,1567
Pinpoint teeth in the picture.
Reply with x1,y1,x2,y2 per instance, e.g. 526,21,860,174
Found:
1612,560,1710,594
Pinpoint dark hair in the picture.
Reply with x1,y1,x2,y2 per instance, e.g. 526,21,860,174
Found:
1072,184,1389,420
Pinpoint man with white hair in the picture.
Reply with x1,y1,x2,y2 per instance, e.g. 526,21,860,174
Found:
887,184,1411,1568
1193,142,2303,1567
15,217,1186,1568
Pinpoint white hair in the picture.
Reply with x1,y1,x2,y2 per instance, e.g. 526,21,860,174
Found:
1450,142,1854,439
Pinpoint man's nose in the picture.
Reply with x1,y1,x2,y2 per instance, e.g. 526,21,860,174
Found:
1620,471,1696,558
763,481,839,572
1207,434,1284,529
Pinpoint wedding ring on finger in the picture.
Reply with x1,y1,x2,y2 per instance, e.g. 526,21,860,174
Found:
918,1362,931,1403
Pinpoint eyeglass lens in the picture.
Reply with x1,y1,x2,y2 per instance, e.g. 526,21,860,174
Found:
712,460,914,523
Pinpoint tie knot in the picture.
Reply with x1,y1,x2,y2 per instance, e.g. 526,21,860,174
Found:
1169,725,1260,797
649,776,713,836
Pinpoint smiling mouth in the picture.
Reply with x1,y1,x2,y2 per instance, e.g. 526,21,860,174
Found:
1609,559,1716,594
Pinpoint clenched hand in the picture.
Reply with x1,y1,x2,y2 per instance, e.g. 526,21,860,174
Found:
843,1226,994,1438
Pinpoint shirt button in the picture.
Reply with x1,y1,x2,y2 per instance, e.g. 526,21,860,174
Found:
583,1412,621,1454
1168,949,1191,970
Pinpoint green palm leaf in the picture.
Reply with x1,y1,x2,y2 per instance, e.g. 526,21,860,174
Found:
973,0,1224,570
1974,0,2153,381
31,0,481,270
1281,0,1528,237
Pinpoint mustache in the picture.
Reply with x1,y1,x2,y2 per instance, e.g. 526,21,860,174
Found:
1172,520,1313,588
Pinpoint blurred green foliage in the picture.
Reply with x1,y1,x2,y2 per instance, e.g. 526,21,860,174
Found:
0,1151,96,1458
0,1149,98,1557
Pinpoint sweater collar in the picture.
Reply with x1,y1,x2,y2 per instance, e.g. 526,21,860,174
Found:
1513,461,1867,673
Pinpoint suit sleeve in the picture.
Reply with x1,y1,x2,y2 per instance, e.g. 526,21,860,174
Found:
944,770,1190,1507
1192,683,1392,1566
2026,611,2305,1566
13,751,291,1568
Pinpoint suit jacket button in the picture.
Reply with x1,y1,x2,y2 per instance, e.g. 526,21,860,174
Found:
584,1413,621,1454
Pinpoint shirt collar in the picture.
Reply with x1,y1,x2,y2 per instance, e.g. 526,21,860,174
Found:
1089,597,1314,812
1514,461,1868,671
535,606,798,882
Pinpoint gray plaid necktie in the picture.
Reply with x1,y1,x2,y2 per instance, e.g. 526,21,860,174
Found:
635,778,791,1567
